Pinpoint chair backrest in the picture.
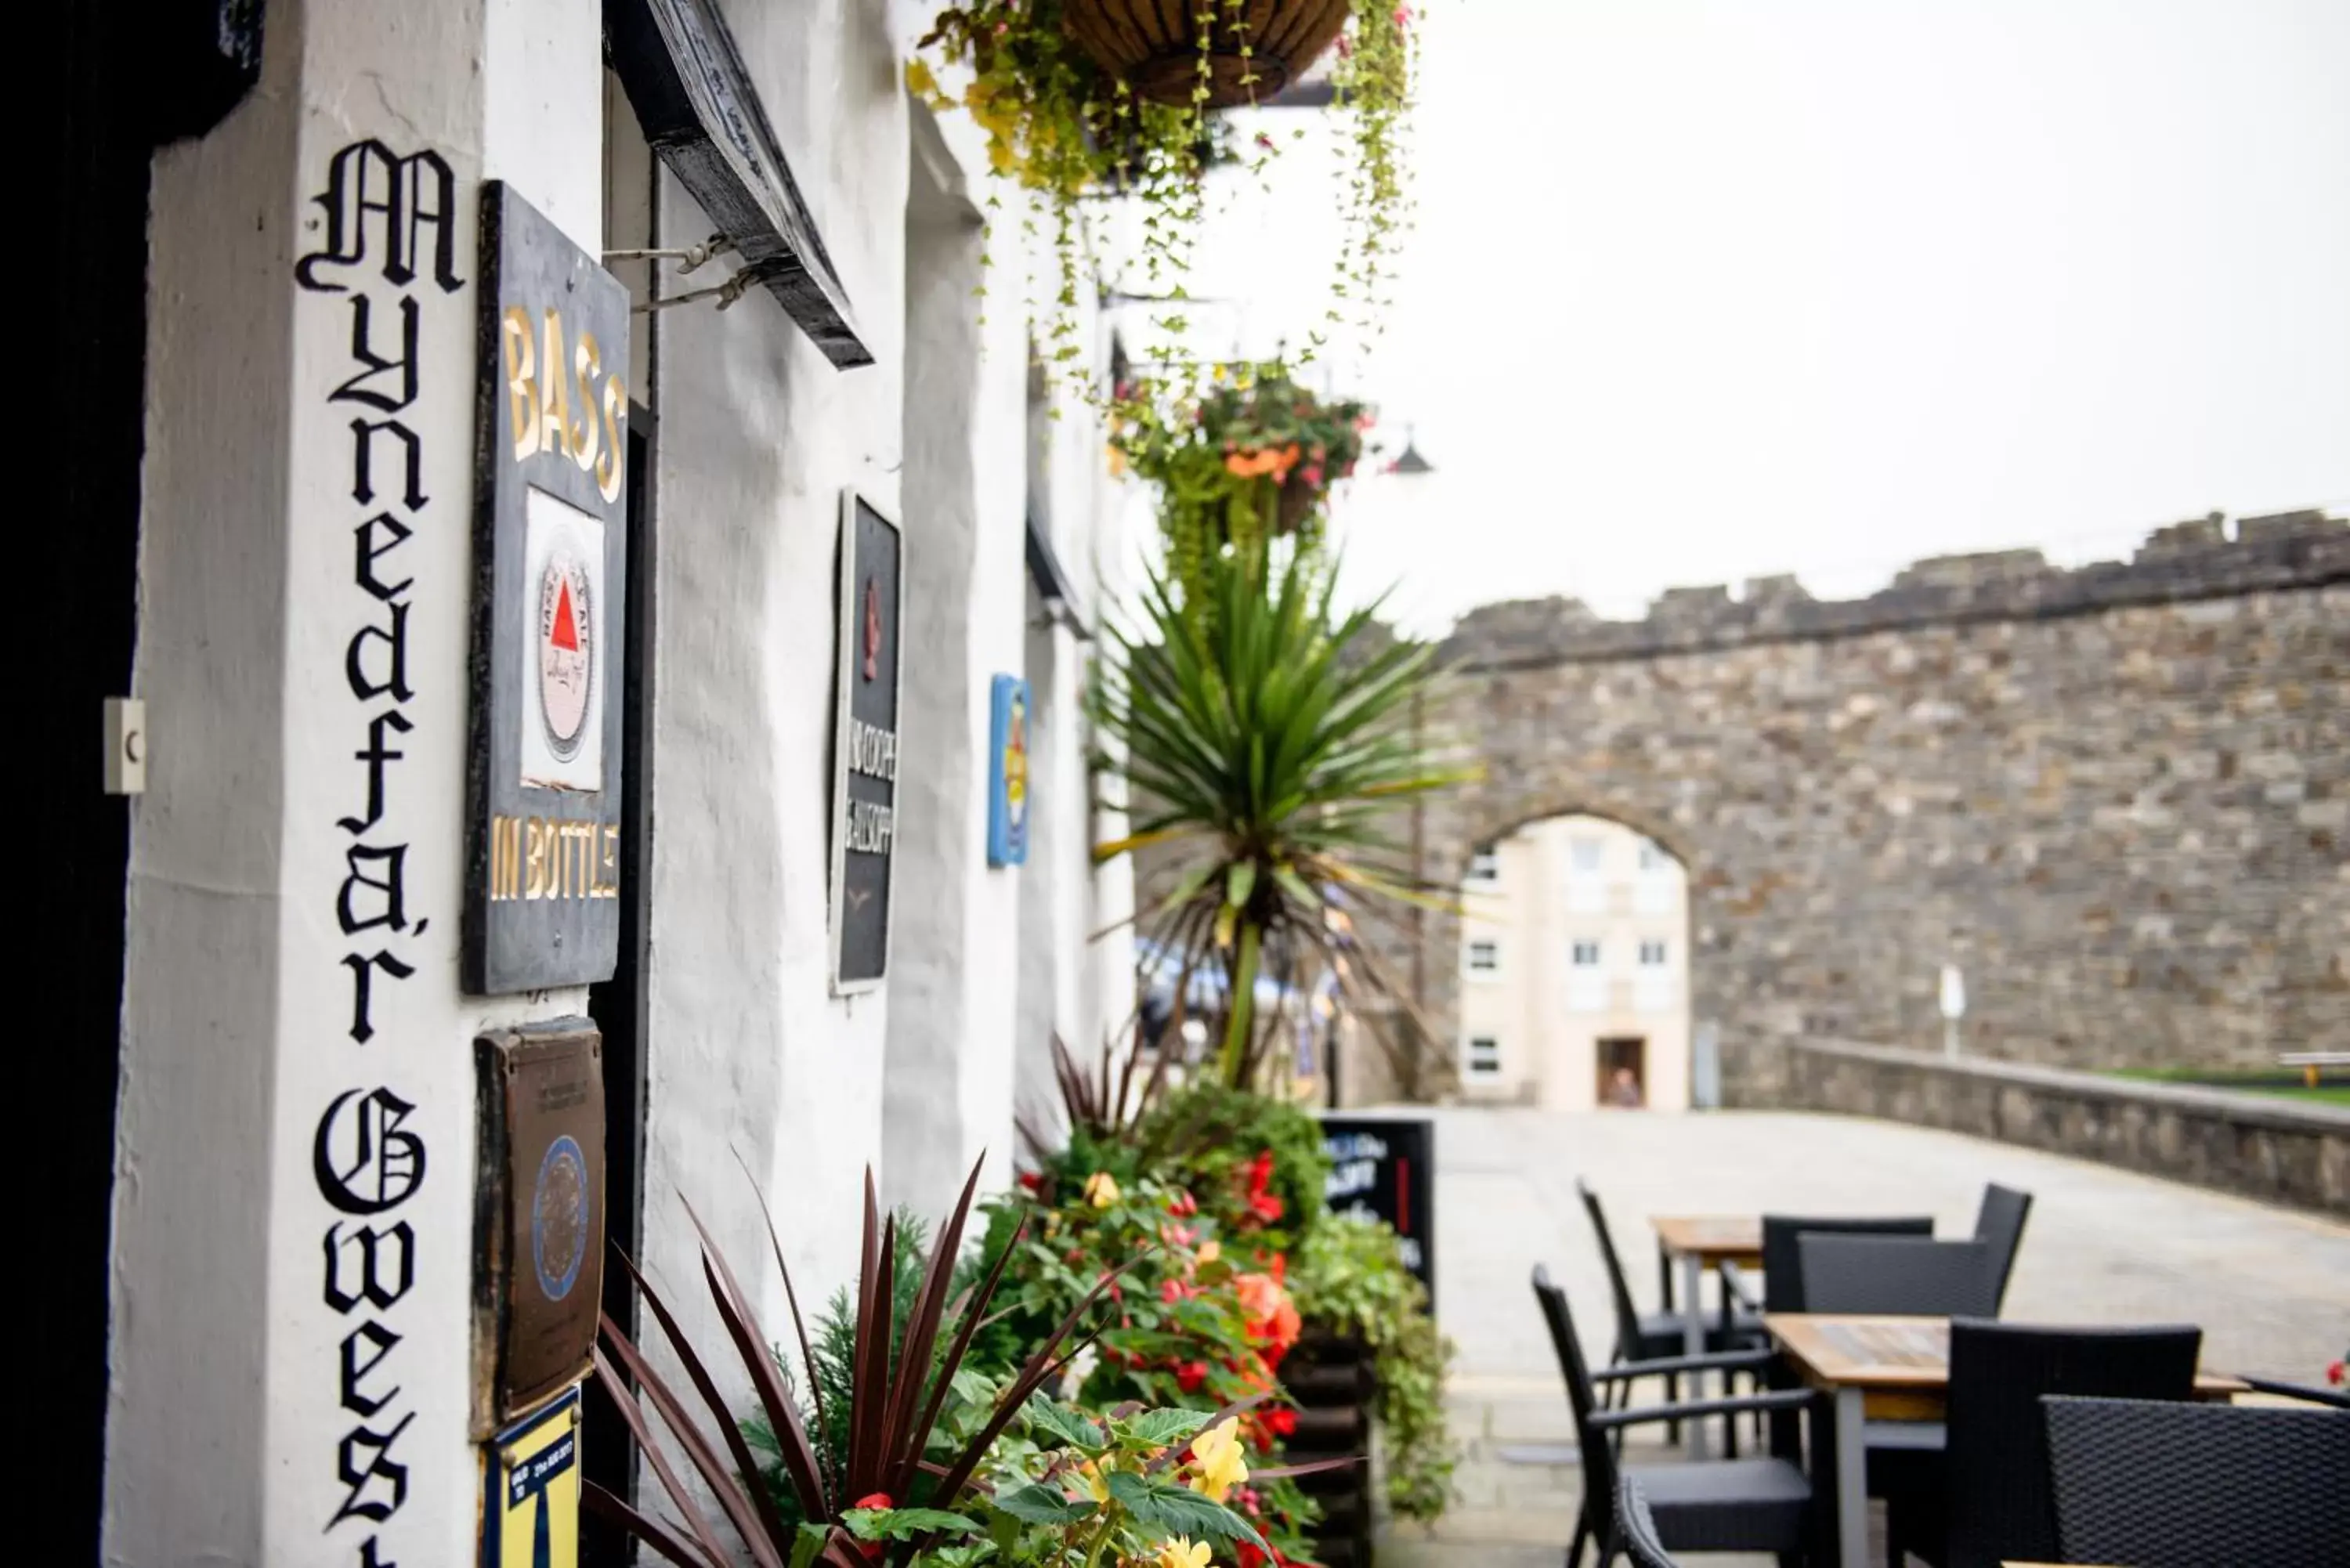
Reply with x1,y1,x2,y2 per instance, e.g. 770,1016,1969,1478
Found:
2044,1395,2350,1568
1797,1234,1998,1318
1530,1263,1619,1512
1575,1180,1645,1357
1614,1472,1679,1568
1939,1319,2200,1568
1970,1183,2032,1309
1759,1213,1933,1312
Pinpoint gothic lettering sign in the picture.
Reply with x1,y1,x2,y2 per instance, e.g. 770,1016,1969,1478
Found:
472,1020,606,1434
295,133,465,1568
1320,1115,1437,1302
830,492,903,992
463,182,631,993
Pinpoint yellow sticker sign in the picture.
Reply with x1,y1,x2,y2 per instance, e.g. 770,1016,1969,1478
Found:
485,1388,580,1568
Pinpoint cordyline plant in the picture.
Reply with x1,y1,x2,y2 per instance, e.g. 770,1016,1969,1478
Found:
1090,545,1473,1089
585,1158,1120,1568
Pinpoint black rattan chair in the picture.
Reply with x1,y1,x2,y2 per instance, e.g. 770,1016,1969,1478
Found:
1614,1474,1680,1568
1797,1235,1998,1319
1885,1318,2200,1568
2240,1375,2350,1410
1730,1214,1936,1481
1969,1183,2031,1310
2044,1394,2350,1568
1532,1265,1819,1568
1577,1180,1760,1445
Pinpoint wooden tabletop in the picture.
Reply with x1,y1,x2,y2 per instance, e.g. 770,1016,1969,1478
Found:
1767,1313,2248,1412
1651,1214,1763,1265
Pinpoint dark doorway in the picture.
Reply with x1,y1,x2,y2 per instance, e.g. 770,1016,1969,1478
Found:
1597,1037,1648,1108
582,411,655,1562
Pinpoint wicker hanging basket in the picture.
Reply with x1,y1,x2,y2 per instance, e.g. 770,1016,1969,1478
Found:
1062,0,1353,110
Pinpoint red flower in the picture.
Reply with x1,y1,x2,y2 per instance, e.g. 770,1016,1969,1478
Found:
850,1494,893,1561
1161,1277,1198,1305
1264,1405,1298,1437
1176,1360,1209,1393
2330,1360,2346,1388
1167,1190,1199,1218
1243,1150,1285,1225
1018,1169,1045,1193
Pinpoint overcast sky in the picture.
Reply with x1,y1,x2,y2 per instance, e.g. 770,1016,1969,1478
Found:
1133,0,2350,632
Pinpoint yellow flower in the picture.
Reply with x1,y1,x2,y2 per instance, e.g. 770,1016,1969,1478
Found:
1084,1170,1122,1208
1155,1538,1213,1568
1106,443,1128,478
1187,1417,1249,1502
904,58,941,102
1196,1240,1220,1265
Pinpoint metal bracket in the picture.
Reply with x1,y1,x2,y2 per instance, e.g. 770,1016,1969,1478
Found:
603,236,761,315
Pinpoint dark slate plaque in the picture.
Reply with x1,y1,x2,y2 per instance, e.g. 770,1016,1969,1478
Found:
462,182,632,993
1320,1114,1437,1303
472,1018,606,1434
830,492,902,993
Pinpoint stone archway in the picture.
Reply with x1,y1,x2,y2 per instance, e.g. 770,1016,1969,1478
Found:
1444,807,1698,1111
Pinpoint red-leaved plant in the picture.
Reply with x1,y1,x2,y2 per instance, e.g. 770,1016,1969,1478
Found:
584,1157,1123,1568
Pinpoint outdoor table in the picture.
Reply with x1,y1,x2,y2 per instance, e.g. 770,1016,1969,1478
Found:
1768,1313,2247,1568
1650,1215,1763,1458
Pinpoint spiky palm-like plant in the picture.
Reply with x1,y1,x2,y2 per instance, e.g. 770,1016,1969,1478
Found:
1090,548,1471,1088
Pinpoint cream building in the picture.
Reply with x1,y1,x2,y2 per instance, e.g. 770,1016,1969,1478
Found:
1455,814,1693,1111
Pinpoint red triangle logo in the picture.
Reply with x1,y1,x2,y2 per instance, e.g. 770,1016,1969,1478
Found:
549,579,580,651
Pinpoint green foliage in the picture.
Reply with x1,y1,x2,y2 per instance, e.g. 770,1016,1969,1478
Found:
1138,1080,1330,1251
1291,1212,1459,1521
1091,544,1473,1087
1112,361,1373,615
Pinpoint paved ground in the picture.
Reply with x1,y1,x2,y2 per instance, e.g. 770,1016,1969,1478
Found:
1376,1106,2350,1567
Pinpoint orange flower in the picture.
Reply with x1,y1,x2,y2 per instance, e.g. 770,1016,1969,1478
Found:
1232,1271,1302,1359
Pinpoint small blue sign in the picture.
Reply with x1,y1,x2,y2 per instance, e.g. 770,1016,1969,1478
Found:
986,674,1031,867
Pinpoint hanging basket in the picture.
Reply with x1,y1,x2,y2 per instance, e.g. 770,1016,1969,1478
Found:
1062,0,1352,110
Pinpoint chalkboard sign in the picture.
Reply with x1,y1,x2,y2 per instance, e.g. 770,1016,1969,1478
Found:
1319,1115,1436,1304
828,492,903,992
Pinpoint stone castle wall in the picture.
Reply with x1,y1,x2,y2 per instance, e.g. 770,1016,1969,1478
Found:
1403,512,2348,1088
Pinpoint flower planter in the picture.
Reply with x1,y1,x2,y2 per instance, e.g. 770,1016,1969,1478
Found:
1062,0,1352,108
1284,1328,1379,1568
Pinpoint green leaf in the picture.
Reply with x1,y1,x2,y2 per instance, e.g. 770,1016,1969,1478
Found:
1119,1407,1212,1447
844,1507,981,1542
992,1483,1097,1526
1104,1472,1269,1550
1224,861,1256,910
1023,1393,1107,1452
790,1523,832,1568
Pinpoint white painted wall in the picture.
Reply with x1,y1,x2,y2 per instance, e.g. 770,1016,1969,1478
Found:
107,0,1137,1559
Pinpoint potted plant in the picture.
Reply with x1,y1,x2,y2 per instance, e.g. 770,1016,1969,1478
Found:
1111,360,1372,608
909,2,1419,378
1090,544,1470,1089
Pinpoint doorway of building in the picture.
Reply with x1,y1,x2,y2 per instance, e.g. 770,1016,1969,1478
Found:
1597,1037,1648,1107
581,412,654,1565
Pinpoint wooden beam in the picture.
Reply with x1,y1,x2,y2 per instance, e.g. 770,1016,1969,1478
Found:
606,0,872,368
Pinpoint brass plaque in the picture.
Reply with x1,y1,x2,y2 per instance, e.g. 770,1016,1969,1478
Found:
473,1019,606,1434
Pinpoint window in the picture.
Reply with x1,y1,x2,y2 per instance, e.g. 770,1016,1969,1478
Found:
1466,1035,1501,1077
1634,939,1675,1013
1636,840,1673,873
1569,837,1605,873
1566,836,1607,912
1465,939,1501,977
1634,839,1676,913
1466,848,1500,887
1567,939,1604,1012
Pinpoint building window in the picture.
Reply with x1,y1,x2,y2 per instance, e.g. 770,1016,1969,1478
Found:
1466,1035,1502,1076
1636,840,1673,873
1569,837,1605,873
1466,939,1501,977
1634,839,1676,913
1565,836,1606,913
1567,939,1604,1013
1634,939,1675,1013
1466,847,1500,887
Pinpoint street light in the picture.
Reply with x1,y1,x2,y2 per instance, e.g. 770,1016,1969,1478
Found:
1385,425,1434,475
